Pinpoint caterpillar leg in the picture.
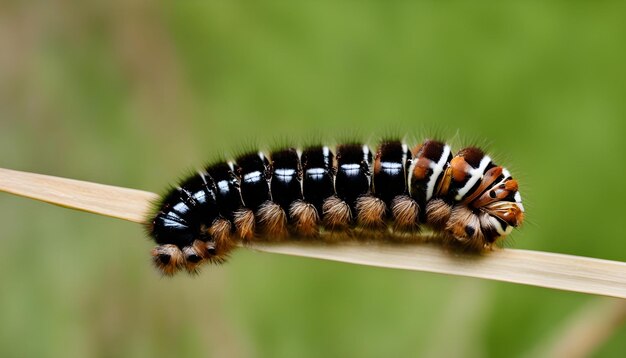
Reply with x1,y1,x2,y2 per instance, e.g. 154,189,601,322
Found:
151,244,185,276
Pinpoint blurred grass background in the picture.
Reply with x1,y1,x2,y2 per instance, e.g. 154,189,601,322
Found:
1,1,626,357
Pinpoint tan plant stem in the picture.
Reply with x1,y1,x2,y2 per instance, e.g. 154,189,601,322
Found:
2,167,626,299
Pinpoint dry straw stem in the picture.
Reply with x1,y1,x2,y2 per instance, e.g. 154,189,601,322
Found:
1,167,626,299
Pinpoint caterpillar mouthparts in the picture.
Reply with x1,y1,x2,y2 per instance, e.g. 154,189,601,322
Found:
147,139,524,276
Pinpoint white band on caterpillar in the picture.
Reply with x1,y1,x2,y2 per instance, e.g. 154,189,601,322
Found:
455,155,491,201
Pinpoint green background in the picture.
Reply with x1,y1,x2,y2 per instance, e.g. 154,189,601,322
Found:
1,1,625,357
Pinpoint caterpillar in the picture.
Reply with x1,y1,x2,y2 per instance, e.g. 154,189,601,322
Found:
147,139,524,275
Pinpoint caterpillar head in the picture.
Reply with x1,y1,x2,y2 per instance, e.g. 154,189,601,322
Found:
444,148,524,248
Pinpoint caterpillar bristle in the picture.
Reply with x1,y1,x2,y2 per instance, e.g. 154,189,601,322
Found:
322,196,353,230
390,195,419,231
355,195,386,229
425,199,452,229
256,201,289,239
234,208,255,242
147,137,525,276
290,200,320,237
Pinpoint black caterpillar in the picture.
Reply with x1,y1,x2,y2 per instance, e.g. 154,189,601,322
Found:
147,139,524,275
